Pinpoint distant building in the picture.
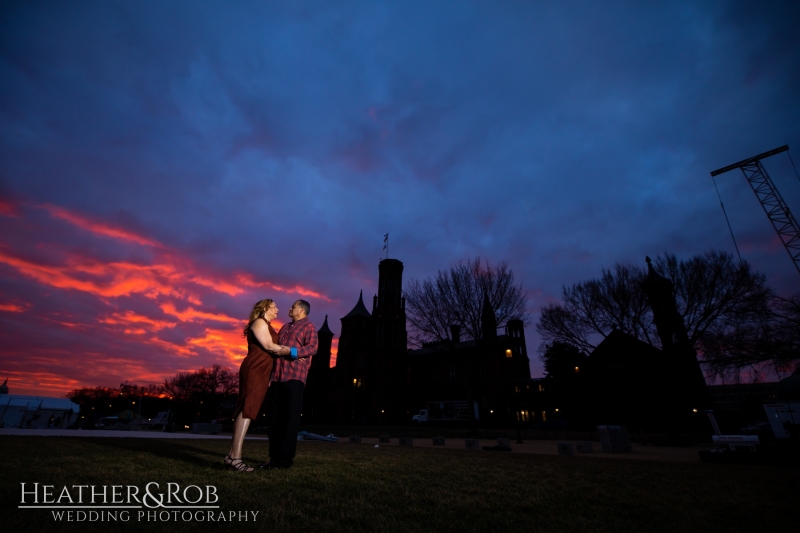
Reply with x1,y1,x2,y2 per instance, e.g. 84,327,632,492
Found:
404,308,531,425
303,258,533,425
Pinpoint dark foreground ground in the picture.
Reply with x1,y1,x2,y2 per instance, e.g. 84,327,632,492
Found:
2,436,796,532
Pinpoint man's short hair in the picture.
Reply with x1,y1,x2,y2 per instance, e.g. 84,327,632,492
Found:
296,299,310,316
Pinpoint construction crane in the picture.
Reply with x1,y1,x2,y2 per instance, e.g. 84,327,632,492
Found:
710,145,800,276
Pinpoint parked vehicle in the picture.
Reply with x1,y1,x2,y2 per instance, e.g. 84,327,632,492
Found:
739,422,773,437
412,401,473,423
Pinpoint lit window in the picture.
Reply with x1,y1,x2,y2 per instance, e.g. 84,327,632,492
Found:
538,384,543,392
505,349,513,358
353,378,363,388
541,411,547,422
574,366,580,373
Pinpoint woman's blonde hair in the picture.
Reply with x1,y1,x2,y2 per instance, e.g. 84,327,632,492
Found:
243,299,275,337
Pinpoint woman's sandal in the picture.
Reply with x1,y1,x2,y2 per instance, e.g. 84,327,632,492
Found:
225,456,253,472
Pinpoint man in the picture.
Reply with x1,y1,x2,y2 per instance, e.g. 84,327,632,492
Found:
260,299,318,470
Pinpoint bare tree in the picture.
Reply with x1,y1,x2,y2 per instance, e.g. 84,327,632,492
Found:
536,250,795,379
404,257,530,347
162,365,238,401
537,263,654,353
700,293,800,382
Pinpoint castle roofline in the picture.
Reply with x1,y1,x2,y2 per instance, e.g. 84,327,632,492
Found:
342,290,372,319
318,315,333,335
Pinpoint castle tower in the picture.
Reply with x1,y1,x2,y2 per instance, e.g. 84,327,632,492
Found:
339,290,372,357
641,257,688,351
303,315,335,422
311,315,334,372
505,319,531,379
481,292,497,341
374,259,406,348
333,290,373,423
641,256,711,419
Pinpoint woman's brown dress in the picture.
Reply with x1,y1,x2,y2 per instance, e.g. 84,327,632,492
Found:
234,318,277,420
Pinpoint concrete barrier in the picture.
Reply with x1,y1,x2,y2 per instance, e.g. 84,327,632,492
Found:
557,442,575,456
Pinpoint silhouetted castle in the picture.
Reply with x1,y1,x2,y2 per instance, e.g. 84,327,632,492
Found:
303,258,533,425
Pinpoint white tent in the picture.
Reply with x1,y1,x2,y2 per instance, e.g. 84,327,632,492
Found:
0,395,80,429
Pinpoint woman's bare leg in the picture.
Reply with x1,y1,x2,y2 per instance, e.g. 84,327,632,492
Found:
228,412,251,459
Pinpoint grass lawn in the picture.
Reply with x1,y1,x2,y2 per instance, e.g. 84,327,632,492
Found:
1,436,796,532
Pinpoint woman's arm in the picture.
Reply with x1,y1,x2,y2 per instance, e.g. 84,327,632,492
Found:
250,320,290,355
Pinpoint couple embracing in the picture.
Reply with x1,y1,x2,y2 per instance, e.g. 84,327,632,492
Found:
225,299,318,472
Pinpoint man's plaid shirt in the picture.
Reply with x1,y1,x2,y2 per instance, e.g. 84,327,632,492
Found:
272,316,318,384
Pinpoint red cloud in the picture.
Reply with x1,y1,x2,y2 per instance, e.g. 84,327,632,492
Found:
0,198,20,218
159,301,239,324
99,310,177,332
237,273,332,302
188,327,246,363
0,251,186,299
42,204,161,247
0,201,338,396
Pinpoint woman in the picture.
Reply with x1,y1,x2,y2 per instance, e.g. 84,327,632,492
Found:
225,299,290,471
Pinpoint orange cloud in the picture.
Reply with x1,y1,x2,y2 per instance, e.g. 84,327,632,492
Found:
0,302,26,312
237,273,332,302
42,204,161,247
0,251,187,299
145,337,196,358
187,273,244,296
188,327,246,363
160,302,239,324
99,310,177,332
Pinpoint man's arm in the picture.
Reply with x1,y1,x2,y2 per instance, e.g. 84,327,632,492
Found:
296,323,318,359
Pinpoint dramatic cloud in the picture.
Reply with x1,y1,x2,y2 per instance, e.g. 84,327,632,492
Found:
1,1,798,395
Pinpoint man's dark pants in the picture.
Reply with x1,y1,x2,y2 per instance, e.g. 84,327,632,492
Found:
267,380,304,467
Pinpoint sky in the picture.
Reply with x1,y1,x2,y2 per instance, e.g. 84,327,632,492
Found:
1,1,799,397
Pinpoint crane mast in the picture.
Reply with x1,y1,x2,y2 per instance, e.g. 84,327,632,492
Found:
711,145,800,276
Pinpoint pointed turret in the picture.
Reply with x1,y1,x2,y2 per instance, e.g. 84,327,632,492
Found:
311,315,334,371
343,290,372,319
641,256,687,351
319,314,333,336
481,292,497,340
641,256,711,417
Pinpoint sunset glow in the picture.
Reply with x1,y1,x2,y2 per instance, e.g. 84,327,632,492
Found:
0,198,337,396
2,1,797,399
